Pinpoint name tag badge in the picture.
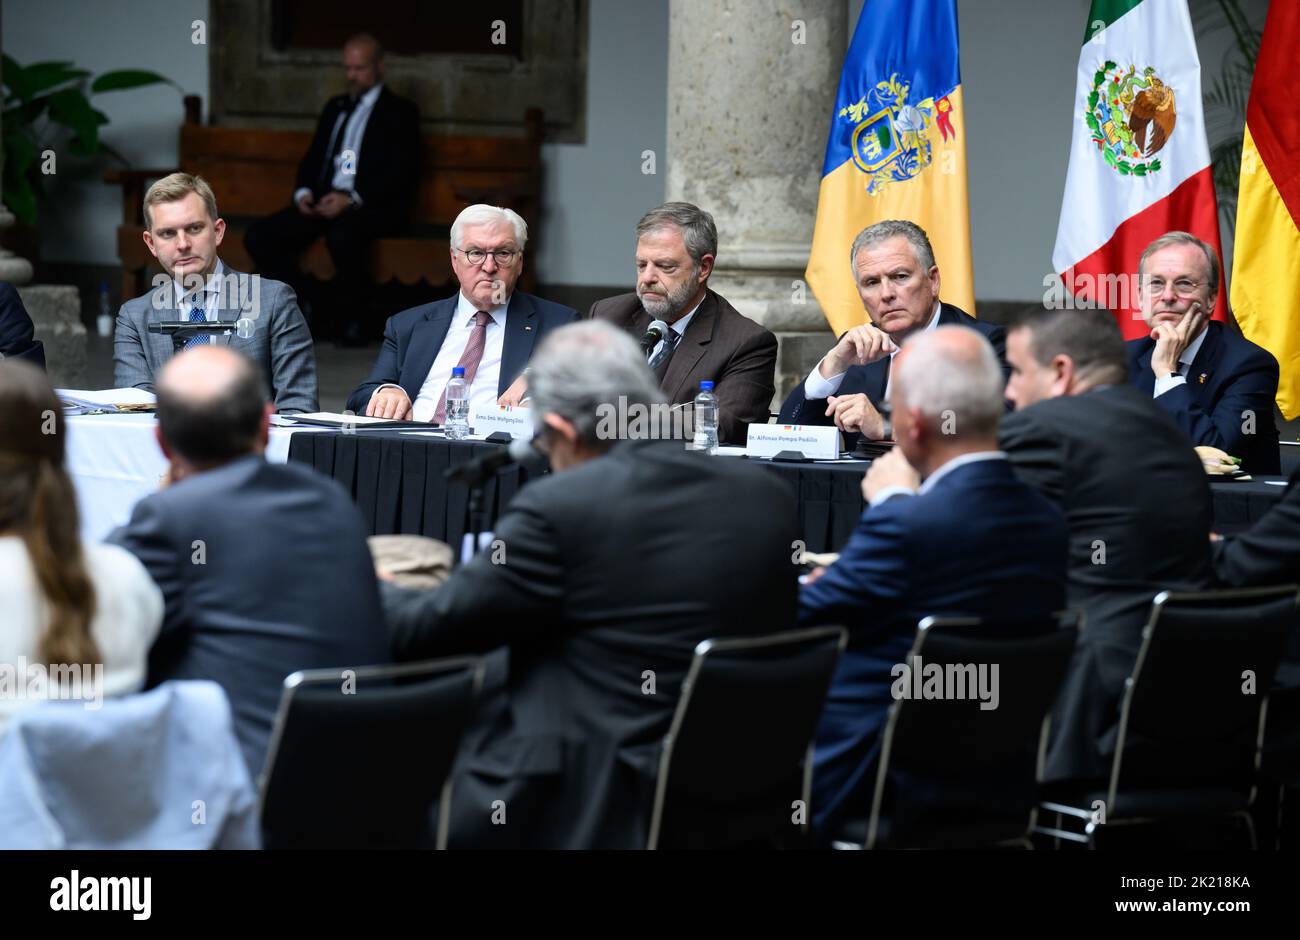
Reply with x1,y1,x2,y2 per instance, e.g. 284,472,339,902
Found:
745,424,841,460
471,404,535,440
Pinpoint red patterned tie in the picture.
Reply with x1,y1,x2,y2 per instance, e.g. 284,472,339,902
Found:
433,310,492,424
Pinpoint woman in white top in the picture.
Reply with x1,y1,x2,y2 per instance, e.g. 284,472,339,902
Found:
0,360,163,735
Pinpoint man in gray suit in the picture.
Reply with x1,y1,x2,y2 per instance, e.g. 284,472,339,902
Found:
109,345,388,776
113,173,318,414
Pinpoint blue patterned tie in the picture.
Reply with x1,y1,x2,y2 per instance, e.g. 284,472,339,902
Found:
184,303,209,350
647,328,679,375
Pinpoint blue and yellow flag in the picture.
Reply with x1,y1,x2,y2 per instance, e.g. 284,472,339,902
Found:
806,0,975,335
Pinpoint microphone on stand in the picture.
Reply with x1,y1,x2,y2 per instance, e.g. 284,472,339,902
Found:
444,436,547,486
640,320,670,354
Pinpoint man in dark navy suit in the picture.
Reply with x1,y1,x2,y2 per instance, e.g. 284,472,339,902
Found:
1000,308,1215,786
778,220,1006,451
346,205,577,420
1126,231,1279,473
0,283,44,368
798,325,1068,833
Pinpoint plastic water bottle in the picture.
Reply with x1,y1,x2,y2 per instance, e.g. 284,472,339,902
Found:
96,281,113,338
692,380,718,454
444,366,470,440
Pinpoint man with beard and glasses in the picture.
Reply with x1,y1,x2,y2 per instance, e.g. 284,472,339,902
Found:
587,202,777,445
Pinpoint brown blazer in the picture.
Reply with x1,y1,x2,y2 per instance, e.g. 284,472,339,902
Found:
588,289,777,445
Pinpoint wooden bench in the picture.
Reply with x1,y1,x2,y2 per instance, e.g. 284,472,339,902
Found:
106,95,542,302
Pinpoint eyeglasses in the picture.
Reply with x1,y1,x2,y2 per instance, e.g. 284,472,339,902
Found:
455,247,520,266
1143,277,1202,296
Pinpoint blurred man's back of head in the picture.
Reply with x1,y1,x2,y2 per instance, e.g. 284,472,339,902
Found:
156,346,267,467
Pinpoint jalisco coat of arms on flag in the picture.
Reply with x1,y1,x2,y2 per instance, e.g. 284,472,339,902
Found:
838,73,956,195
1086,62,1177,177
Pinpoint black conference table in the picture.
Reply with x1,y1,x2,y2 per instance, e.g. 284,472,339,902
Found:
285,429,1290,554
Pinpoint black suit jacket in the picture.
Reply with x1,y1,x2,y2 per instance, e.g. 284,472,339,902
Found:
999,384,1215,784
1127,321,1280,473
777,303,1007,449
0,282,44,368
108,456,391,776
296,85,420,224
589,289,777,446
382,439,801,848
345,291,578,414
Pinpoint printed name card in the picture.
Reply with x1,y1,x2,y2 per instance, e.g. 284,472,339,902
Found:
471,404,535,440
744,424,841,460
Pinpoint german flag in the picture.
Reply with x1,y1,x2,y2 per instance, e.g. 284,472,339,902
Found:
1231,2,1300,418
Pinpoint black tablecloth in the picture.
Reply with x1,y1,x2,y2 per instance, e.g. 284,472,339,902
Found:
286,431,1288,553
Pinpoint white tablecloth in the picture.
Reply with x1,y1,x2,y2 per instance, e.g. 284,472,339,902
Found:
64,414,319,542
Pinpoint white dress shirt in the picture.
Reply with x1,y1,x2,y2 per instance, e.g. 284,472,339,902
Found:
647,299,703,363
293,82,384,206
172,260,226,321
804,300,944,401
868,450,1007,507
397,292,510,423
1152,322,1209,397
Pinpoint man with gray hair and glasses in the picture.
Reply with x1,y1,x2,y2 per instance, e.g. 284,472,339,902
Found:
590,201,778,445
380,319,801,848
779,219,1007,451
346,204,576,421
1125,230,1279,473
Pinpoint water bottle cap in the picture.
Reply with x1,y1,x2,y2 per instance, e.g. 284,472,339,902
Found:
451,366,465,377
700,381,714,391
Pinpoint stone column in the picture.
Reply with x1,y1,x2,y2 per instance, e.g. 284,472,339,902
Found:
666,0,845,403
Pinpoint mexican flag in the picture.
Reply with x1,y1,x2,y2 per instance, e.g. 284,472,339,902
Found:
1051,0,1226,339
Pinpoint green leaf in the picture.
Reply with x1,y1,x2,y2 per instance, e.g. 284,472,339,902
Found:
1117,162,1131,176
1087,91,1099,109
3,59,89,103
91,69,177,94
46,86,101,154
1150,159,1162,172
3,180,37,226
1104,60,1117,71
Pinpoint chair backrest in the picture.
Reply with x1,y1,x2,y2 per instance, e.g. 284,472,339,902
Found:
647,626,847,850
1106,586,1298,805
866,612,1081,849
258,656,484,850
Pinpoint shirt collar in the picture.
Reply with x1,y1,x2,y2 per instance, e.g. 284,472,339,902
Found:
173,260,225,306
918,450,1006,495
356,82,383,109
670,298,705,337
1180,321,1209,368
890,301,943,356
457,290,509,326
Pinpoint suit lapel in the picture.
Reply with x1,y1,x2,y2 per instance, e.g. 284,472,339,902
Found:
214,267,248,349
1130,339,1156,393
500,292,540,394
1188,322,1224,390
662,292,715,403
403,297,458,401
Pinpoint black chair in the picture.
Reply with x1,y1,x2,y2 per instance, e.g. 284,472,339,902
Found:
646,626,848,850
258,657,485,849
1036,586,1297,849
833,612,1080,850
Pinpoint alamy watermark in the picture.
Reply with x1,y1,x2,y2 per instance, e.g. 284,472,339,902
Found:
0,657,104,711
890,655,999,711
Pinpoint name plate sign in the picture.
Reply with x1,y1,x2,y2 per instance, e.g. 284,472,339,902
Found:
745,424,841,460
471,405,535,440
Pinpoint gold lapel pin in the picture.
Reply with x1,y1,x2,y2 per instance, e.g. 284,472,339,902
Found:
524,325,534,332
1199,373,1207,384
